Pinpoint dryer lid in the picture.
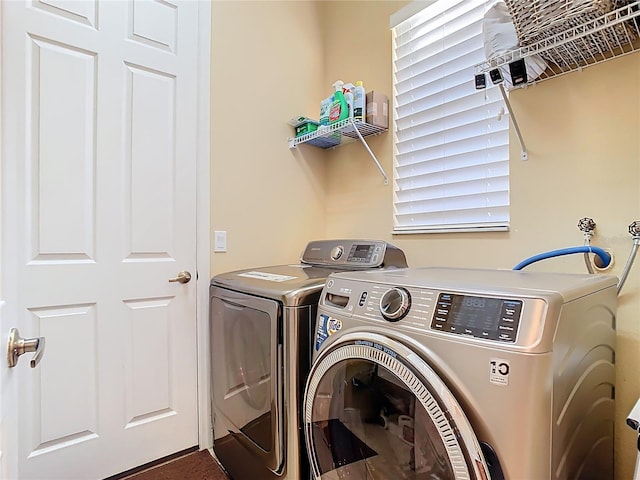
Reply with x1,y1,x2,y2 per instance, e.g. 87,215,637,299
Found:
211,264,339,306
211,240,408,306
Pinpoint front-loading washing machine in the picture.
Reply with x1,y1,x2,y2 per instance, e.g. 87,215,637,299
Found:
304,267,617,480
209,240,407,480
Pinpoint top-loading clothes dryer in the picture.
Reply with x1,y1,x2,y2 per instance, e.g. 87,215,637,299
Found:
304,267,617,480
209,240,407,480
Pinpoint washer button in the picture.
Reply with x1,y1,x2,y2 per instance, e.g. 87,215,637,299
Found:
358,292,368,306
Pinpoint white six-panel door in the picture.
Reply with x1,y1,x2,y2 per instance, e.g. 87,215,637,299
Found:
1,1,201,478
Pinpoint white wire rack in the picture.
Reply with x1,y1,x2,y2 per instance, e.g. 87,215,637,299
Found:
288,118,389,183
475,1,640,87
288,118,387,148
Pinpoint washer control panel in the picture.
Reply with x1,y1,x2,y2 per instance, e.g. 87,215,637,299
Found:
323,279,531,345
301,239,408,269
431,293,523,342
319,267,617,350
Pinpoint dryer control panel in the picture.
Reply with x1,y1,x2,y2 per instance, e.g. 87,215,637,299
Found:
301,239,408,269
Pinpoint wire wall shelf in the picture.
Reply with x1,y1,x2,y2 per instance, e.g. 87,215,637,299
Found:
288,118,389,183
475,1,640,88
288,118,387,149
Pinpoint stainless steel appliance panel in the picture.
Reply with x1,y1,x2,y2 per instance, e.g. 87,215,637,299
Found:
210,286,283,475
209,240,408,480
304,267,617,480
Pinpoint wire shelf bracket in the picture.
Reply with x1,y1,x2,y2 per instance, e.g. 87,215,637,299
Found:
475,2,640,162
499,84,528,161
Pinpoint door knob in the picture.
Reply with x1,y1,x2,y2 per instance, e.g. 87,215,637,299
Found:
7,328,45,368
168,271,191,284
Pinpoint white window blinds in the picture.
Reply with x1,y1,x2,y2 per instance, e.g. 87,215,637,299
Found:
392,0,510,233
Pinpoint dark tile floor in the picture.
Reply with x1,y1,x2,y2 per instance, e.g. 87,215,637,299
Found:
117,450,229,480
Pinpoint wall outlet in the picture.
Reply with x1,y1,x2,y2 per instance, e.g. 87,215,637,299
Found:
214,230,227,252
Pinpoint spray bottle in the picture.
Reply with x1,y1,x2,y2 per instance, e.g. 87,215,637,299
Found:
343,82,355,119
329,80,348,124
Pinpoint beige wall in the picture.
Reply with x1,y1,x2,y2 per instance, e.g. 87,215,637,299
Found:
211,0,328,273
211,1,640,478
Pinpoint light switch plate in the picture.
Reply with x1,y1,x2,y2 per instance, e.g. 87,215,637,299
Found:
214,230,227,252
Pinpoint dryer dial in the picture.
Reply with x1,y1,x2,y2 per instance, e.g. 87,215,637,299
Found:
380,287,411,321
330,245,344,261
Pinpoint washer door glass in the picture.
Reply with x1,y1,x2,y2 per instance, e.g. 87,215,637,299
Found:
304,336,489,480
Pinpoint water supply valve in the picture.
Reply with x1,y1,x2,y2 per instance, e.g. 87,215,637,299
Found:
578,217,596,234
617,220,640,294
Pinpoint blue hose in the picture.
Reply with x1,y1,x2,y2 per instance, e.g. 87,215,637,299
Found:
513,246,611,271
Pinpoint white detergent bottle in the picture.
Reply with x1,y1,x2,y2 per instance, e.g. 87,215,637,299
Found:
353,80,366,122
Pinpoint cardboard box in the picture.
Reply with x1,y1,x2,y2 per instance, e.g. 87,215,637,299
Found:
366,91,388,129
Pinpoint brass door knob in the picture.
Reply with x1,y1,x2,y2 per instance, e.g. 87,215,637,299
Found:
7,328,45,368
168,271,191,284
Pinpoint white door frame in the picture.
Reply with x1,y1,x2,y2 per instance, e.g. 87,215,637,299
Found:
195,0,212,451
0,1,4,475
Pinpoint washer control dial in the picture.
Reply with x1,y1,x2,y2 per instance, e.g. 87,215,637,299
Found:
330,245,344,261
379,287,411,321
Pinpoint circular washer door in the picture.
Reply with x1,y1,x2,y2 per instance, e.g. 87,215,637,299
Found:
303,332,490,480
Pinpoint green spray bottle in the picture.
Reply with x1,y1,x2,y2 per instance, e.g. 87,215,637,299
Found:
328,80,348,124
